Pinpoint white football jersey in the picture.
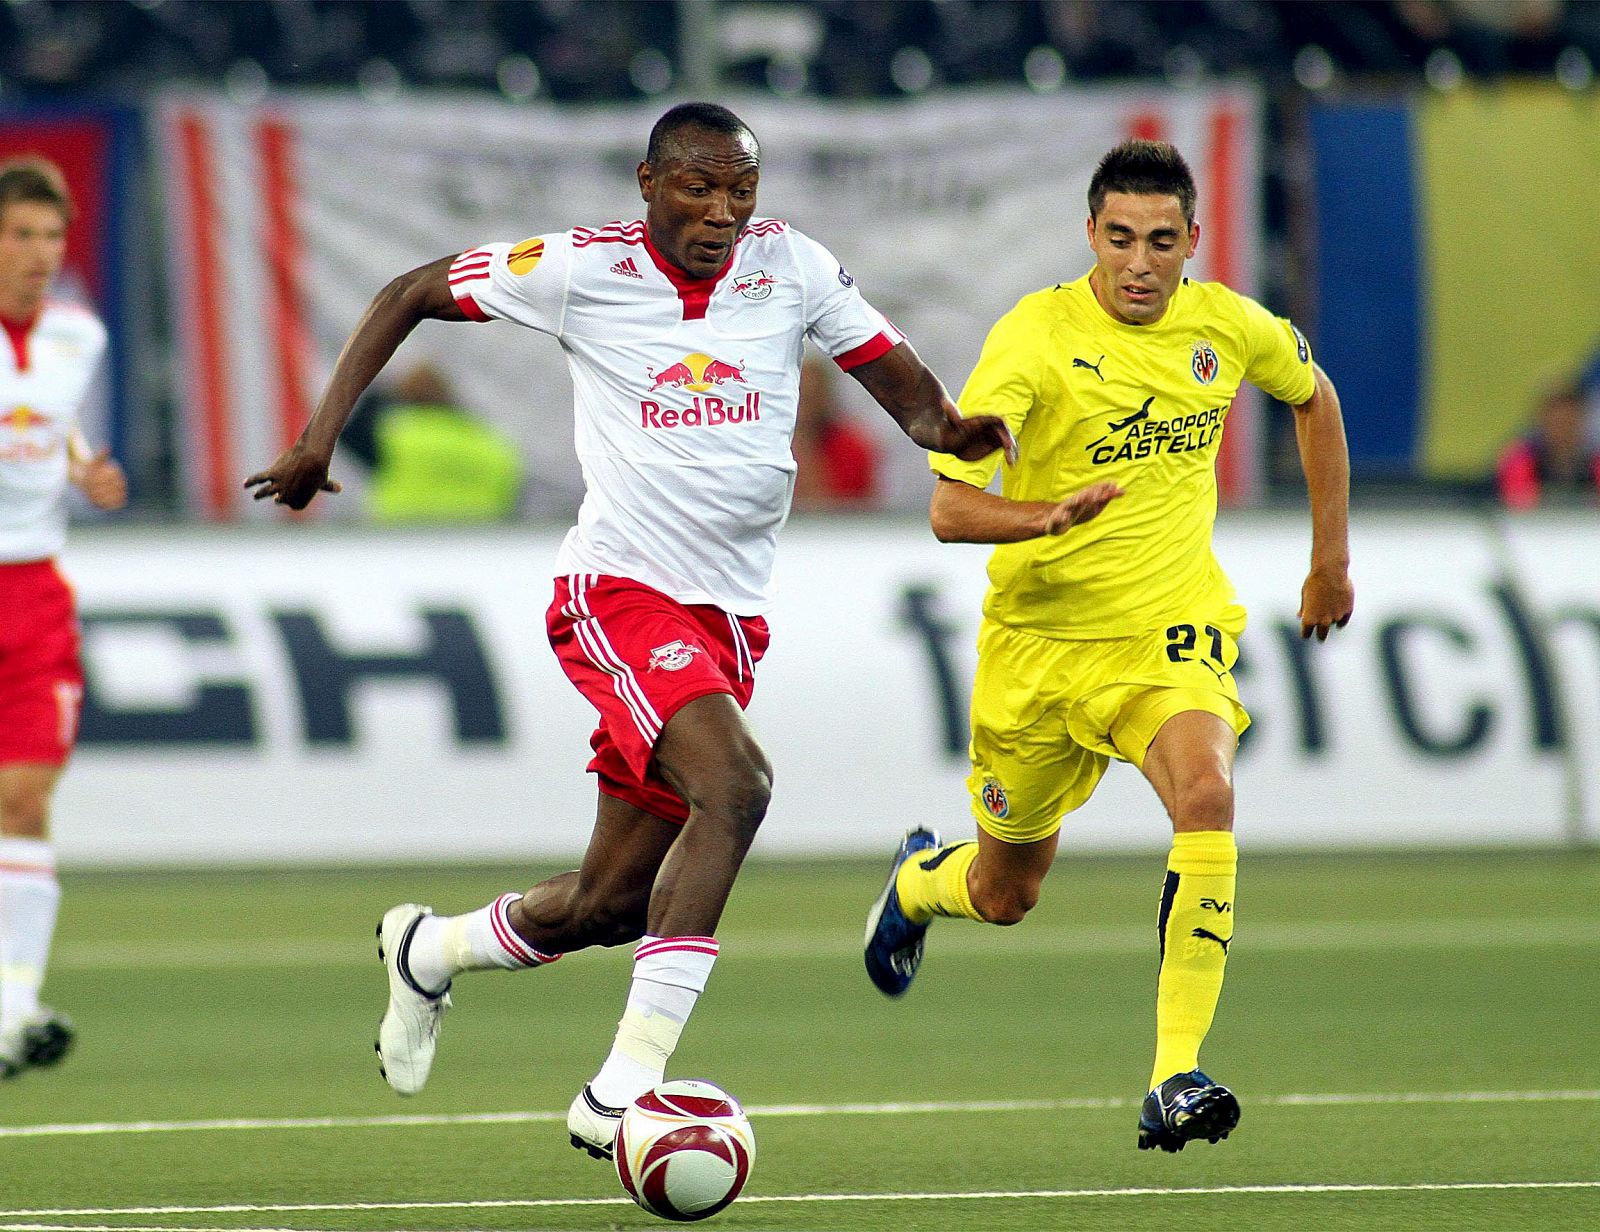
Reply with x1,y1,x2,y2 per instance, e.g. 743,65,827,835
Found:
0,302,107,562
448,218,903,615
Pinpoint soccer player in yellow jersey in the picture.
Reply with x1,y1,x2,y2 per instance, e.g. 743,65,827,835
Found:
864,140,1354,1153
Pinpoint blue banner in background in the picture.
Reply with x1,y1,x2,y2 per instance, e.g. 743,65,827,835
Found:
1308,101,1424,478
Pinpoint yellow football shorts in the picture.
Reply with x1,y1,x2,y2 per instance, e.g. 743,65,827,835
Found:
965,605,1251,844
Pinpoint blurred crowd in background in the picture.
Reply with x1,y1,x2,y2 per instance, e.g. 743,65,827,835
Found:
3,0,1598,519
5,1,1599,99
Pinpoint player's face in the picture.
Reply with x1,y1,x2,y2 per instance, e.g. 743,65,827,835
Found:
638,128,760,279
1086,192,1198,326
0,200,69,317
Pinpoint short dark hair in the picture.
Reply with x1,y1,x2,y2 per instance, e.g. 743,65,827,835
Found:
1088,140,1195,223
646,102,758,167
0,156,74,222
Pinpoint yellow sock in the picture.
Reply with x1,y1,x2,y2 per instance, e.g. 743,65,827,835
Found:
1151,830,1237,1091
894,841,983,924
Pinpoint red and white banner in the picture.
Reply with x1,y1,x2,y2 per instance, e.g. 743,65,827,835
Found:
156,87,1262,520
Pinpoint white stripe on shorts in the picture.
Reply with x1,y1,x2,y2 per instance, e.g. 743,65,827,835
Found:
573,618,660,742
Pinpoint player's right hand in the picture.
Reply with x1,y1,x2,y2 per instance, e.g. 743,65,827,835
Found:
244,443,342,510
1044,480,1123,535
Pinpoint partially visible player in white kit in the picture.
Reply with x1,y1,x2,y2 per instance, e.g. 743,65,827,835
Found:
246,103,1015,1157
0,157,127,1079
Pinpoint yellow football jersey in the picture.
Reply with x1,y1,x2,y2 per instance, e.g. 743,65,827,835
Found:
932,272,1316,639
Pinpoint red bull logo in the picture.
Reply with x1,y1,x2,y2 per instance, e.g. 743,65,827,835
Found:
646,352,747,394
729,269,777,301
0,405,50,431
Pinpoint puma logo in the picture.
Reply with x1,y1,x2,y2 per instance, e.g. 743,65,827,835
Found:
919,842,976,872
1073,355,1106,380
1192,927,1231,953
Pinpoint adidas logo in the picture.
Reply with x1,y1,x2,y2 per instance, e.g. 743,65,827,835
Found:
610,257,643,279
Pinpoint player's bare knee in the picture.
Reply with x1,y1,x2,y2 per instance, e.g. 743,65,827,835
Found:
970,876,1040,926
685,760,772,843
1171,774,1234,831
720,770,772,842
0,789,50,837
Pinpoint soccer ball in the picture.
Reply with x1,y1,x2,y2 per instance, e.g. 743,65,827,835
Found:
614,1079,756,1222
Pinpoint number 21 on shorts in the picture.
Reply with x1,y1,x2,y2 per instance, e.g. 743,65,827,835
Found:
1165,622,1224,665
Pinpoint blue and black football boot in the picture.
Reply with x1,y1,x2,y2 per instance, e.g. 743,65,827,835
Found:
1137,1070,1240,1152
863,826,941,996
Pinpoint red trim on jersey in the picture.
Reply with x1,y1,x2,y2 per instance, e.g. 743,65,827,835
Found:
1208,104,1244,506
455,292,490,322
832,332,897,372
447,250,493,320
1,314,35,372
573,220,646,248
175,109,236,520
641,228,735,322
257,116,315,458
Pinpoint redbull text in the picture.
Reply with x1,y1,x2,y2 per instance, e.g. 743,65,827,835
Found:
640,393,763,430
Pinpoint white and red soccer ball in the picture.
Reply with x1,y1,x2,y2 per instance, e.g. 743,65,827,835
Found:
614,1080,755,1222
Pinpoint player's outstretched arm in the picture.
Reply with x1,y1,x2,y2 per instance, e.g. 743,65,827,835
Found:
849,342,1017,465
929,475,1123,544
1293,362,1354,640
244,254,468,510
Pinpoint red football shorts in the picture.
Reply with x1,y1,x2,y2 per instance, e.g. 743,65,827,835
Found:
0,560,84,766
546,573,770,824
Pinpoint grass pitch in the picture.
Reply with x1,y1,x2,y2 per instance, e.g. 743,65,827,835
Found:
2,849,1598,1231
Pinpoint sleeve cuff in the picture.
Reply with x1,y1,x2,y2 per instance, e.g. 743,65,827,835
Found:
832,331,898,372
453,291,490,322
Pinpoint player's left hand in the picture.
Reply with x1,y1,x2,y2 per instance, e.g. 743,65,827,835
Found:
71,448,128,511
1299,566,1354,641
938,405,1018,465
244,442,342,510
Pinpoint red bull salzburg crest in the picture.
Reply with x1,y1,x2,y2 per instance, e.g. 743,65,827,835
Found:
1191,339,1219,385
648,640,701,672
729,269,776,300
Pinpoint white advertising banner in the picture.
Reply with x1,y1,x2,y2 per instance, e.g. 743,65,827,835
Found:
51,513,1596,867
156,86,1264,520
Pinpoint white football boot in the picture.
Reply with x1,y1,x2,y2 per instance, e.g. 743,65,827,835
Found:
375,903,451,1096
567,1083,627,1160
0,1007,75,1079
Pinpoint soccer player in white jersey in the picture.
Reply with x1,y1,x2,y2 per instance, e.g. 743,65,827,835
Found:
246,102,1015,1158
0,157,127,1079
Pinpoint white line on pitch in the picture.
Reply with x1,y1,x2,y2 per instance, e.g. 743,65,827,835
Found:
1,1089,1596,1140
3,1179,1600,1221
47,915,1600,970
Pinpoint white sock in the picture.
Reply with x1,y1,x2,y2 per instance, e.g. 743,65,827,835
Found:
588,935,719,1109
0,838,60,1028
405,893,560,993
